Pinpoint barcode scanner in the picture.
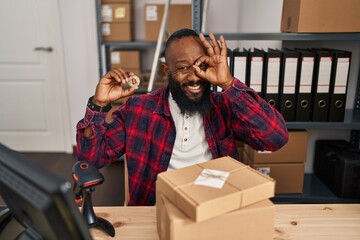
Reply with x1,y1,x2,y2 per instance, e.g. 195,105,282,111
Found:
72,161,115,237
72,161,104,203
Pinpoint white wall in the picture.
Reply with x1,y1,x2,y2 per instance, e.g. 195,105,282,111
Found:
58,0,100,148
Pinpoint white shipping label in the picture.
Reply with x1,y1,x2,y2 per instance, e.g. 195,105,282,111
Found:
317,57,332,93
266,58,280,93
257,150,273,154
283,58,297,94
101,23,111,36
256,167,270,176
234,56,247,83
146,6,158,21
101,5,113,22
299,57,314,93
111,52,121,64
194,169,230,189
250,57,263,92
115,7,126,19
334,58,350,94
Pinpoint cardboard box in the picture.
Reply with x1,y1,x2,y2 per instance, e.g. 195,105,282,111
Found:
101,3,131,22
244,130,307,163
281,0,360,33
156,193,275,240
244,155,305,194
156,156,275,222
110,50,140,69
101,22,132,42
144,4,192,42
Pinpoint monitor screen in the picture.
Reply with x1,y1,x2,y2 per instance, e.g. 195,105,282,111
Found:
0,143,92,240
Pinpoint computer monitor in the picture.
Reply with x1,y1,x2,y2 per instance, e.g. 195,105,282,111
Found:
0,143,92,240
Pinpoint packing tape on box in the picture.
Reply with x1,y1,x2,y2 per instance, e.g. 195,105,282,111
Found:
194,169,233,189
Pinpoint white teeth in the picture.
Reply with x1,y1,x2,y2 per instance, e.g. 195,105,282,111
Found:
188,85,200,90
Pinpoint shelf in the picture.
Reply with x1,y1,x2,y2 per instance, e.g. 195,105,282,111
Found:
286,110,360,130
287,121,360,130
102,41,157,50
272,173,360,204
203,32,360,41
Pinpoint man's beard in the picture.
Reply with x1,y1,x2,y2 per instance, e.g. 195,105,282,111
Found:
168,75,212,116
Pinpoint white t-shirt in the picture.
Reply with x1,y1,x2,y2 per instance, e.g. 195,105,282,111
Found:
167,94,213,170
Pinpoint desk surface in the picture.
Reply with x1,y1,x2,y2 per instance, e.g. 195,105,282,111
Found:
92,204,360,240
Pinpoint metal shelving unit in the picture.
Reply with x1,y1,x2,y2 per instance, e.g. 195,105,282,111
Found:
192,0,360,204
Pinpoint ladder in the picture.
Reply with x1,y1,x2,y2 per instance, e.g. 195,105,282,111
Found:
147,0,171,93
146,0,209,92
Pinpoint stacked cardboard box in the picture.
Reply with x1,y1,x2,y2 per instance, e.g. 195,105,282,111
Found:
101,0,133,41
144,4,192,42
156,156,276,240
281,0,360,33
110,50,141,74
243,130,307,194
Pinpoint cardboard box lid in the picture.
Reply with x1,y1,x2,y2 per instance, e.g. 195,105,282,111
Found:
156,156,275,222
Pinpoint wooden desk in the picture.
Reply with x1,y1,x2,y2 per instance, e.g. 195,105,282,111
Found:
92,204,360,240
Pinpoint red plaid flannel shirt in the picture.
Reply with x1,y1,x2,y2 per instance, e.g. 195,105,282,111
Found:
76,79,288,205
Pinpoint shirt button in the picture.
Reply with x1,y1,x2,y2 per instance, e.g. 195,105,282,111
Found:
184,127,188,131
184,138,188,142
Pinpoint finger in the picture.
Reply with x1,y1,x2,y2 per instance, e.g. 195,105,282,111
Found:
219,35,228,58
192,64,207,79
199,33,215,56
196,55,211,65
209,33,221,55
121,86,139,97
106,69,126,83
113,68,129,84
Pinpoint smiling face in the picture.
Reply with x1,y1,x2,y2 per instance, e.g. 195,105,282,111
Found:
162,36,211,115
164,36,208,101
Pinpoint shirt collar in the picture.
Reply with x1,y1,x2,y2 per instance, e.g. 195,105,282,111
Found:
153,85,172,117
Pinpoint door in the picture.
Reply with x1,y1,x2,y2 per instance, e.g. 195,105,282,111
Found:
0,0,72,152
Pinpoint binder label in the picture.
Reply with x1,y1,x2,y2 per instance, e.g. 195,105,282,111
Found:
334,58,350,94
284,58,297,94
250,57,263,92
317,57,332,93
299,57,314,93
267,58,280,94
234,56,247,83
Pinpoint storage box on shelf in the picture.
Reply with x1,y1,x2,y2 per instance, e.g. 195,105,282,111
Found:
281,0,360,33
110,50,141,72
100,1,133,42
144,4,192,41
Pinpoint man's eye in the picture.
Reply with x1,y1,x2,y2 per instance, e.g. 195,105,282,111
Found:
199,63,207,71
178,66,190,71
